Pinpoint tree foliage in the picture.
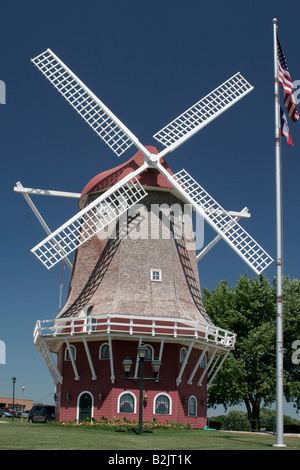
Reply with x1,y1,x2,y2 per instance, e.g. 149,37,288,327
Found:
202,274,300,423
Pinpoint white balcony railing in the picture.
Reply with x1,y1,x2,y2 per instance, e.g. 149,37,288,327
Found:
33,313,236,349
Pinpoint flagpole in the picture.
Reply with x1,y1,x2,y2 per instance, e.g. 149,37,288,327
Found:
273,17,286,448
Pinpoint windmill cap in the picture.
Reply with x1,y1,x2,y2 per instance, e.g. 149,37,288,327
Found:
79,146,174,209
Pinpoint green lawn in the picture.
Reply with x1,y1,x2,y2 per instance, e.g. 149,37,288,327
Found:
1,419,300,451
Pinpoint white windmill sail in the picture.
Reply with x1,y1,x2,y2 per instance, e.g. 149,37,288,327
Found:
31,49,150,158
156,164,273,275
31,176,147,269
153,72,253,158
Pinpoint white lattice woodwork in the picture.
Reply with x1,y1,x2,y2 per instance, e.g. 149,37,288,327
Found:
31,177,147,269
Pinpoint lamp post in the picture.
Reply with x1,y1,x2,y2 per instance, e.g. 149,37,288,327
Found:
122,343,162,435
12,377,16,422
21,386,25,422
137,343,147,436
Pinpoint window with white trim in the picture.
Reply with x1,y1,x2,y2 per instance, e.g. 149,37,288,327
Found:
118,392,136,414
144,344,154,361
154,393,171,415
188,396,197,417
99,343,110,359
65,344,76,361
87,305,96,331
150,269,162,282
180,347,187,363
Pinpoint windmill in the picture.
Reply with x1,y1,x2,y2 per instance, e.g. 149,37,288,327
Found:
15,48,273,275
15,49,273,425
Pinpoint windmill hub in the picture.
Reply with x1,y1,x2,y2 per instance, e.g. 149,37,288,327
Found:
148,153,159,164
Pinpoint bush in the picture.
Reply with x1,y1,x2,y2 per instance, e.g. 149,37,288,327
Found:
283,424,300,434
207,421,221,430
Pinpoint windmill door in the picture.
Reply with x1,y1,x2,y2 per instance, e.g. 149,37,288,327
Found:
78,392,92,421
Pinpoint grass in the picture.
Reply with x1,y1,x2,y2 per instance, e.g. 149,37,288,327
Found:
0,419,300,451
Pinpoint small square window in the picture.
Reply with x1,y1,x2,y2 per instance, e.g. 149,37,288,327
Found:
151,269,162,282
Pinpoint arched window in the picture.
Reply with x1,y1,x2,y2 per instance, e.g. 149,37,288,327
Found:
118,392,136,414
99,343,110,359
87,305,96,331
144,344,154,361
65,344,76,361
87,306,93,315
154,393,172,415
188,396,197,417
180,347,187,363
79,305,95,332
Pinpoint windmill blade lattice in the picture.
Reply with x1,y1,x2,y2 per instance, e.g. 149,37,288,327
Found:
31,177,147,269
153,73,253,152
31,49,144,157
172,169,273,275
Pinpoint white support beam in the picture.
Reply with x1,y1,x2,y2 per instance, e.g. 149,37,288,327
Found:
14,183,81,198
158,338,164,361
65,338,80,380
207,352,229,388
108,335,115,383
83,338,97,380
196,207,250,262
176,340,194,386
134,337,143,379
15,181,73,271
41,340,63,384
197,348,217,387
227,209,251,219
187,345,208,385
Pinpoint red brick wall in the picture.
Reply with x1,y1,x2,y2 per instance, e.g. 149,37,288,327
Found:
56,339,208,428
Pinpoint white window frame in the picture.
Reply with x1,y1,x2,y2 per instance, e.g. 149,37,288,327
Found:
153,392,172,415
99,342,110,360
188,395,197,417
150,269,162,282
118,391,137,414
64,344,76,361
79,304,95,332
180,347,187,363
144,344,154,361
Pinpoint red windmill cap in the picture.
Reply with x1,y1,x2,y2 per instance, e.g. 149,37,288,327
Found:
80,146,174,208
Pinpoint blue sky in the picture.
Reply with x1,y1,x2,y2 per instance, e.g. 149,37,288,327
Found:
0,1,299,418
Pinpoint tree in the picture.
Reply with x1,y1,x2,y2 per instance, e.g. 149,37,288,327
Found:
202,274,300,428
281,277,300,413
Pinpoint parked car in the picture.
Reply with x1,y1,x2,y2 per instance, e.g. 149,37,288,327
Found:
21,410,29,419
28,405,55,423
0,407,17,418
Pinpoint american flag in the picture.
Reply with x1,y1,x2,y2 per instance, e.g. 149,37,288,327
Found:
280,107,293,146
277,36,299,122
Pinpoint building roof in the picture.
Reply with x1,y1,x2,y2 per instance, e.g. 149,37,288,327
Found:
79,146,174,208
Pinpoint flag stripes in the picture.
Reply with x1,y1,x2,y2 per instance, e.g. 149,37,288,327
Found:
277,37,299,123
